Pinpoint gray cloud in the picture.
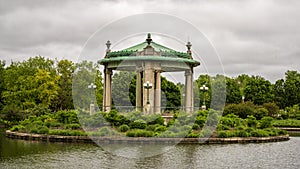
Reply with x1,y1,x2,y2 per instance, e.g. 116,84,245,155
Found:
0,0,299,82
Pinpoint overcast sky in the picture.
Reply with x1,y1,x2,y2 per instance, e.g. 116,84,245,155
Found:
0,0,299,83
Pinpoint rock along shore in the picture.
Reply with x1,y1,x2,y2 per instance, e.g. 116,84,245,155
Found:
5,130,290,144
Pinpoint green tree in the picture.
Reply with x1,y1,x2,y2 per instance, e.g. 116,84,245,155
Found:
284,70,300,107
244,76,274,105
273,79,285,109
54,59,75,110
72,61,100,111
226,77,242,104
0,60,5,111
112,71,136,110
161,76,181,111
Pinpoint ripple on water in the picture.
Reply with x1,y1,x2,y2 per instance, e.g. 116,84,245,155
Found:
1,137,300,169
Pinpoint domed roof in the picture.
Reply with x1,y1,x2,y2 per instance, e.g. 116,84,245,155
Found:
98,34,200,71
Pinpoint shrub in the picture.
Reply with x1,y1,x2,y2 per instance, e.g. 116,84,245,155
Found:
69,130,87,136
129,119,147,129
218,131,227,138
10,125,25,132
200,129,213,137
192,124,200,130
37,126,49,134
98,127,111,136
245,127,255,133
118,124,130,132
246,115,258,128
65,123,81,130
217,124,230,131
29,128,38,134
145,124,159,131
126,129,154,137
260,117,273,129
250,129,269,137
154,125,167,132
226,130,237,137
278,129,287,135
187,132,200,138
237,130,249,137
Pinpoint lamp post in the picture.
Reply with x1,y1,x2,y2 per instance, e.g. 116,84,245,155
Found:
242,95,245,103
200,84,208,110
88,83,96,115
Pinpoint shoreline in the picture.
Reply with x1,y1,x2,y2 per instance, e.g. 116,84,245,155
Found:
5,130,290,144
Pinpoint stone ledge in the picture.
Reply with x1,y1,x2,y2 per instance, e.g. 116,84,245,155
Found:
5,130,290,144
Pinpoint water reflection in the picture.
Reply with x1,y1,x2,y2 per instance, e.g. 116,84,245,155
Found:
1,129,300,169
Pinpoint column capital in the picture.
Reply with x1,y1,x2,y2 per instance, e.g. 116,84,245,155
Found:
185,69,193,76
105,68,113,75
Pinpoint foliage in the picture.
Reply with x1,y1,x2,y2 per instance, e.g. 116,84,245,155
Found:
259,117,273,129
272,119,300,127
118,124,130,132
126,129,154,137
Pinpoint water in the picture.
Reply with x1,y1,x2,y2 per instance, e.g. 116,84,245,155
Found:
1,129,299,169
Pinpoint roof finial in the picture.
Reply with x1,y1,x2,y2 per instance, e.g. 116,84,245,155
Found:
106,40,111,49
146,33,152,45
186,41,192,59
105,40,111,58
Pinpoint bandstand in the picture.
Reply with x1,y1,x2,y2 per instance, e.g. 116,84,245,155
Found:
98,34,200,114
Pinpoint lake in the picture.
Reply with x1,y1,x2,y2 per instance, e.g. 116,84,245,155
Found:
0,129,299,169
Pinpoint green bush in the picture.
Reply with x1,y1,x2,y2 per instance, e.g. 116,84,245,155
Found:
118,124,130,132
145,124,159,131
187,132,200,138
37,126,49,134
10,125,25,132
192,124,200,130
260,117,273,129
154,125,167,133
246,115,258,128
98,127,111,136
278,129,287,135
29,128,38,134
226,130,237,137
65,123,81,130
126,129,154,137
200,129,213,137
129,119,147,129
250,129,269,137
237,130,249,137
218,131,228,138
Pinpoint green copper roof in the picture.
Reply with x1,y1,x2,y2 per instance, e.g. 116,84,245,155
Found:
100,33,200,67
124,41,176,52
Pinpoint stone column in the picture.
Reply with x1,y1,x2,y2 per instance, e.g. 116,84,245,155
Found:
136,68,142,112
104,68,112,112
155,70,161,114
185,69,193,113
102,67,107,112
143,62,155,114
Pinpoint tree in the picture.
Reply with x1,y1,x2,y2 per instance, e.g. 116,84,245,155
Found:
244,76,274,105
54,59,75,110
273,79,285,109
111,71,136,109
72,61,101,111
226,77,242,104
0,60,5,111
161,76,181,111
284,70,300,107
196,74,211,109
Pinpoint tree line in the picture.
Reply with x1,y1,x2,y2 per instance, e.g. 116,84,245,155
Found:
0,56,300,123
